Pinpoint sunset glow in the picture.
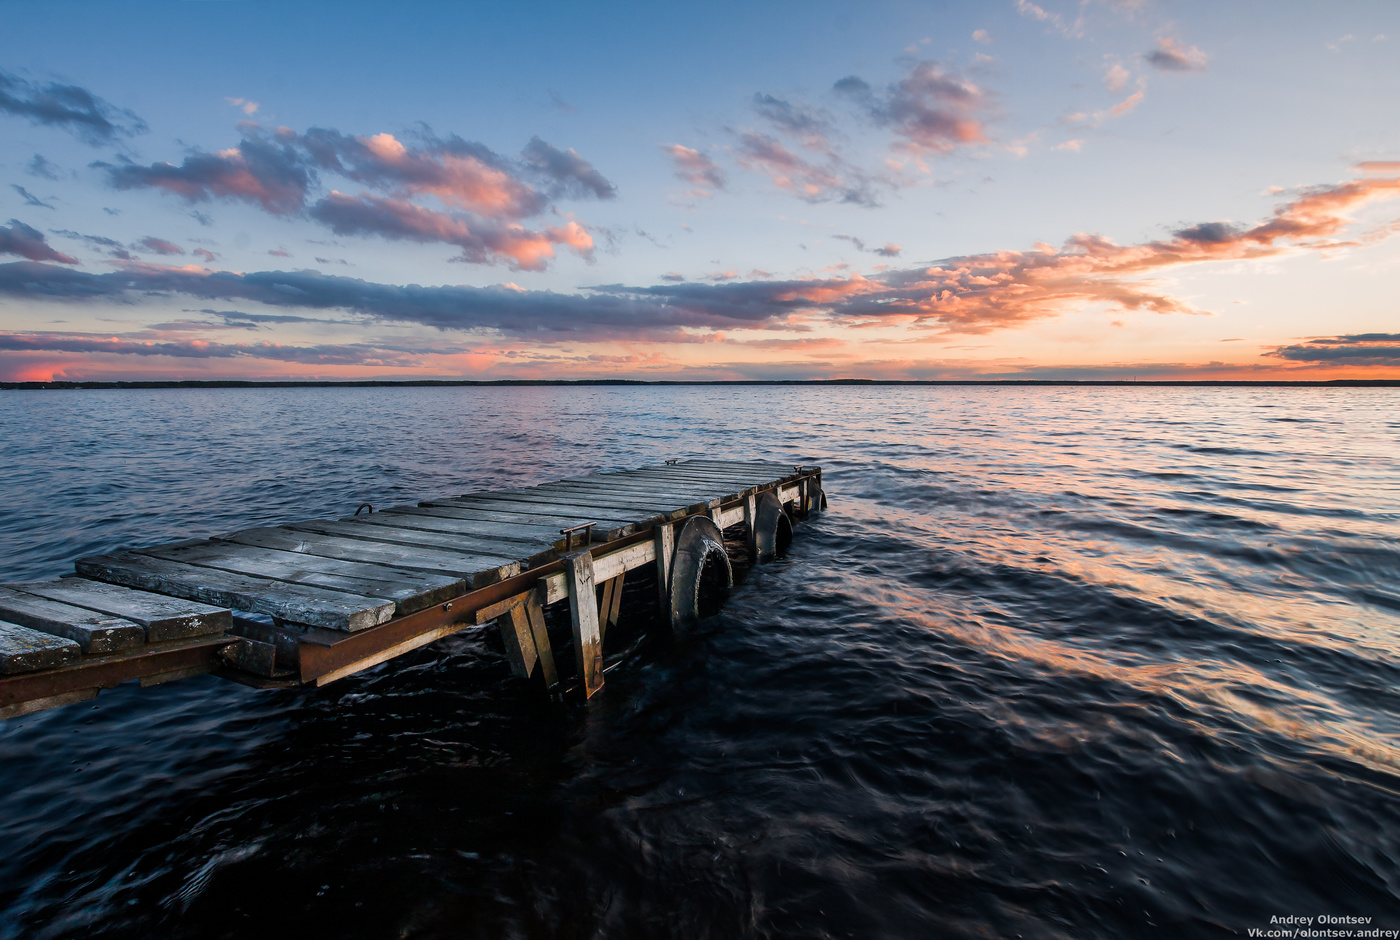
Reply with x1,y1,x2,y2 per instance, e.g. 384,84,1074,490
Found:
1,1,1397,382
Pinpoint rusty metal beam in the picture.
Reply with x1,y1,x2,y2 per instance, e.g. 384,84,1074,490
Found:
0,634,236,718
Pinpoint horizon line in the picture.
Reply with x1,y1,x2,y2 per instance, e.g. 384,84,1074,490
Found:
4,378,1398,391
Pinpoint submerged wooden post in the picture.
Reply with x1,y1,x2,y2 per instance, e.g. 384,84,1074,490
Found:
563,550,604,698
742,493,758,560
653,523,675,625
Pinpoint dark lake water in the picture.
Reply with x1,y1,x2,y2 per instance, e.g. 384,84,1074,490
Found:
1,385,1398,939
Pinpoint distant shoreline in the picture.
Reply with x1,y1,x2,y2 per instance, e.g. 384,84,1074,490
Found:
3,378,1397,390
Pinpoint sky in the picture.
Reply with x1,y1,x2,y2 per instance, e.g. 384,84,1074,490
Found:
0,0,1397,382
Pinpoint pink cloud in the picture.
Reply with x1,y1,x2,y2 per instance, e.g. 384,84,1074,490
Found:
0,219,78,263
139,236,184,256
664,144,726,191
835,61,990,158
1146,37,1208,72
310,191,594,270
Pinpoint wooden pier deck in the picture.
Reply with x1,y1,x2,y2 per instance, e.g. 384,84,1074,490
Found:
0,460,824,718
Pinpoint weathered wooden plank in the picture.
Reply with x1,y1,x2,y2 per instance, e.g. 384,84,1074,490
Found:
563,471,746,492
564,550,603,699
547,479,732,505
356,510,562,550
514,482,716,510
618,469,781,488
0,587,145,654
5,579,229,641
677,458,798,470
295,517,533,560
597,470,769,490
714,505,745,529
425,498,638,531
138,541,464,616
376,507,576,545
434,499,653,535
637,463,789,477
453,491,684,521
670,464,799,480
75,552,394,632
0,620,81,674
461,489,687,515
219,526,520,588
415,501,636,538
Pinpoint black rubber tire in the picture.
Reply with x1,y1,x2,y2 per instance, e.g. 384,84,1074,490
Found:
754,490,793,560
668,515,733,628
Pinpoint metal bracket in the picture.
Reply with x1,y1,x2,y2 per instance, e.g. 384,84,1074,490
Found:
559,522,596,550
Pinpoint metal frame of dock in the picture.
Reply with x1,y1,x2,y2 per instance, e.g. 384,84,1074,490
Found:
0,460,824,718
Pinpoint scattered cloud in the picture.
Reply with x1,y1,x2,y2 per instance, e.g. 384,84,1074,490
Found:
4,172,1396,345
833,234,902,257
1014,0,1072,36
27,154,62,180
0,68,147,145
972,29,991,44
1103,62,1131,93
225,97,259,115
11,185,54,209
752,93,834,152
103,131,312,214
192,248,217,263
1054,139,1084,152
1266,333,1400,364
0,330,435,367
836,60,990,156
547,90,577,114
735,132,878,205
99,124,615,270
49,227,131,259
664,144,726,191
0,219,78,263
520,136,617,200
1145,37,1208,72
138,236,184,256
310,191,593,270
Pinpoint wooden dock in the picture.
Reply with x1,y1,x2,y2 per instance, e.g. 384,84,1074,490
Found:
0,460,824,718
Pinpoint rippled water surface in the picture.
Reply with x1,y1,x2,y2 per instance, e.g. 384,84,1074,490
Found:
1,385,1398,939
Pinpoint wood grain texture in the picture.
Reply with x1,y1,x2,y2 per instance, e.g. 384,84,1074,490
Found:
226,525,521,586
0,587,145,654
75,552,395,631
0,620,81,674
5,579,229,641
138,540,465,615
